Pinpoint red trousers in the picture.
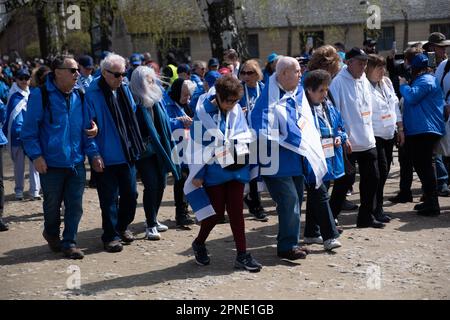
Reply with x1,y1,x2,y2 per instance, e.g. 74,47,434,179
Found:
195,180,246,253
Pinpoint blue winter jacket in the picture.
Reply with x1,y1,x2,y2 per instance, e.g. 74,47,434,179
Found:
4,91,27,147
84,77,137,166
20,74,98,167
400,73,445,137
304,97,347,185
0,100,7,145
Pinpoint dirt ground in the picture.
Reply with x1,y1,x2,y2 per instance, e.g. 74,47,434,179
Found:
1,150,449,300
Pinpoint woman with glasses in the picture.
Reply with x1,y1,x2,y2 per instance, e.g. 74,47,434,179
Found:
238,59,268,222
4,68,41,201
186,75,262,272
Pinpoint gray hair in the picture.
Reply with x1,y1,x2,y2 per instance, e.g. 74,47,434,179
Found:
183,79,197,96
129,66,163,108
275,56,298,74
100,53,126,72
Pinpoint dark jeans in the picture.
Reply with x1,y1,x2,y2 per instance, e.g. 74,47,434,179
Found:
96,163,138,243
0,146,4,217
330,148,379,224
40,163,86,249
136,155,167,228
375,137,395,214
305,183,340,241
174,166,189,216
435,155,449,189
398,143,414,196
405,134,441,201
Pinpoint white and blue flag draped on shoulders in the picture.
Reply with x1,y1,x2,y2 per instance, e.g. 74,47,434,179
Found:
6,86,29,152
183,88,254,221
252,73,327,187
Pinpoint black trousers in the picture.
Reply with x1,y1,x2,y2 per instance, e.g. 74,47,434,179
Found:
405,133,441,201
398,143,414,196
330,147,379,224
174,167,189,216
375,137,395,214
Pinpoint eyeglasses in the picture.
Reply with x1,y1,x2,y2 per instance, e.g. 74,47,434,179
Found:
240,70,256,76
57,67,79,74
106,69,127,78
17,76,30,81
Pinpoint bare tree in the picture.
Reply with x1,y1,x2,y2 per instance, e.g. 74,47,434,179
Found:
196,0,249,61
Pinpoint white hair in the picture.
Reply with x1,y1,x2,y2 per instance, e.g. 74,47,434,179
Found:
129,66,163,108
100,53,126,72
183,79,197,96
275,56,299,74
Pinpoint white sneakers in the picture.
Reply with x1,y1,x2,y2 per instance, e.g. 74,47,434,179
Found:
324,238,342,251
144,221,168,240
145,227,161,240
304,236,324,244
156,221,168,232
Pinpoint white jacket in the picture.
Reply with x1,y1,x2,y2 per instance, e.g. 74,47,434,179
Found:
329,68,376,152
370,77,402,140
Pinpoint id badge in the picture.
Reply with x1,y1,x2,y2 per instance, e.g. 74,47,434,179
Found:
381,113,395,127
215,146,234,168
322,138,335,158
235,143,249,156
361,110,371,125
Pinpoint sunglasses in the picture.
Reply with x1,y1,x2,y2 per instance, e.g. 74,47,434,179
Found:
17,76,30,81
106,69,127,78
57,67,79,74
240,70,256,76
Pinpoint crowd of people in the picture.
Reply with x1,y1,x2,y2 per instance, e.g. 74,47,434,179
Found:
0,31,449,273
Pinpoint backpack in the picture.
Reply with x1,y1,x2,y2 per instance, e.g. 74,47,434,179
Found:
39,85,84,124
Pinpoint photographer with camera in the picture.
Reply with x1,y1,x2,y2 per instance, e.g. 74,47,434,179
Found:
400,50,446,217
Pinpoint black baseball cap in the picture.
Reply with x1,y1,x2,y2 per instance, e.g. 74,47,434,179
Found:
345,47,369,60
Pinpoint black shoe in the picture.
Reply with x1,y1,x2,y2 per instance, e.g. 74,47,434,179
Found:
251,207,268,222
104,240,123,253
192,241,210,266
388,193,413,203
118,230,134,244
176,212,195,227
374,210,391,223
42,230,61,252
417,208,440,217
235,252,262,272
414,202,427,211
0,218,8,232
62,247,84,260
356,220,385,229
342,199,358,211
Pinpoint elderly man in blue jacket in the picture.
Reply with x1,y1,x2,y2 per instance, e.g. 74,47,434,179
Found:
85,53,145,253
21,55,99,259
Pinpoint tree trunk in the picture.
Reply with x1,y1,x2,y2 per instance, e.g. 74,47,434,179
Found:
197,0,249,62
35,5,50,59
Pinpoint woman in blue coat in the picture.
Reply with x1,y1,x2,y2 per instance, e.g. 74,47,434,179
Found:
400,51,446,216
130,66,181,240
303,70,343,251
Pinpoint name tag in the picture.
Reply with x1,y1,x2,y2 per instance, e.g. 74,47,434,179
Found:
361,111,371,125
215,146,234,168
381,113,395,127
322,138,335,158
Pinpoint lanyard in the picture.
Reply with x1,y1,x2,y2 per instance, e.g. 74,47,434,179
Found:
313,103,333,138
216,107,230,147
244,83,260,111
